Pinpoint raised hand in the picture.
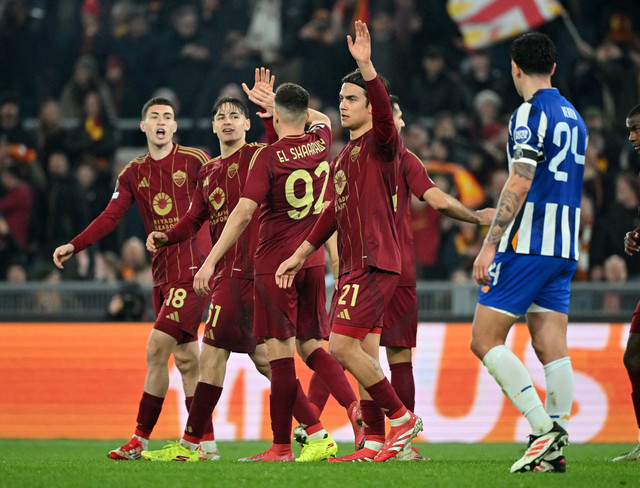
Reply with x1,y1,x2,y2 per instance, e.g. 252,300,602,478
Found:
242,67,276,117
347,20,371,66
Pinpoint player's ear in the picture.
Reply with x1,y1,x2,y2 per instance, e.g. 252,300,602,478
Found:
140,121,145,132
245,117,251,131
550,63,557,77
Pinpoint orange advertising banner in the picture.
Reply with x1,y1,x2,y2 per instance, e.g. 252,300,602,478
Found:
0,322,634,442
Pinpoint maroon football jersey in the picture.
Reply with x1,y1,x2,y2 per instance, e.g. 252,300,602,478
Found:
165,143,265,279
396,147,436,286
242,124,332,274
70,143,210,286
331,76,403,275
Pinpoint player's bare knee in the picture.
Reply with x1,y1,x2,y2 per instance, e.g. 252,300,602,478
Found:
174,352,198,375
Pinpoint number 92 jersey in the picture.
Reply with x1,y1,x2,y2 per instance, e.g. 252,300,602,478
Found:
242,123,332,274
499,88,588,261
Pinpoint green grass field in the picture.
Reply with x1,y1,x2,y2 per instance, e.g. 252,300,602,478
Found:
0,440,637,488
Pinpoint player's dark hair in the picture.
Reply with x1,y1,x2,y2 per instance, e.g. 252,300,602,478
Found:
510,32,556,76
627,103,640,119
141,97,176,120
210,96,250,119
274,83,309,121
341,69,391,106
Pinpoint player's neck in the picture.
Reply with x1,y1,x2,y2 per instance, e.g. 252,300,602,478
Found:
276,122,305,139
220,139,246,159
520,76,553,102
148,141,174,160
349,120,373,140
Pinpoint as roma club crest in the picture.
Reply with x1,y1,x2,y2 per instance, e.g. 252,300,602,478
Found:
227,163,238,179
349,145,361,162
153,192,173,216
209,187,225,211
172,170,186,187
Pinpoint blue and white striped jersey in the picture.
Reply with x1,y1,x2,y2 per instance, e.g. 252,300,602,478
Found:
498,88,588,261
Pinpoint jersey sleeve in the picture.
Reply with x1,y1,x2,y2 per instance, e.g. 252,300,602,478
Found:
403,149,435,200
509,102,544,167
306,201,336,250
365,76,401,162
262,115,278,145
241,146,272,205
69,172,134,252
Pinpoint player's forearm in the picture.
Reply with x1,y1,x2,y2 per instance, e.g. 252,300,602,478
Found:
484,163,534,246
426,188,479,223
207,199,255,264
365,76,399,160
69,205,125,253
307,109,331,129
165,209,206,245
306,202,336,249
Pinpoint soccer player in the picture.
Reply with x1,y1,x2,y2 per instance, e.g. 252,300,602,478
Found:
614,103,640,462
383,97,495,460
52,97,213,460
299,97,495,461
192,82,355,462
470,33,588,473
140,89,272,461
276,21,422,463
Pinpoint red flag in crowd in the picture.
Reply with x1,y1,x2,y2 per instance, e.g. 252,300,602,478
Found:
447,0,564,49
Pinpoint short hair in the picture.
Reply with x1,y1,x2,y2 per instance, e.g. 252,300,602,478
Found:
341,69,391,106
210,96,250,119
510,32,556,75
274,83,309,123
627,103,640,119
141,97,176,120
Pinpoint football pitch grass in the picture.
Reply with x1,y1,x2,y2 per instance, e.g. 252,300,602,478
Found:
0,440,637,488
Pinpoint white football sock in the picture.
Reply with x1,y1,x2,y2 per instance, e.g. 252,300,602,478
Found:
133,434,148,450
180,438,199,451
307,429,328,441
544,356,573,431
483,345,553,435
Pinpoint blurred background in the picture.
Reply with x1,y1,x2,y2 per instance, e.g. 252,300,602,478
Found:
0,0,640,322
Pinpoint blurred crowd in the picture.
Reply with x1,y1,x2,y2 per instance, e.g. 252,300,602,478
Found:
1,0,640,288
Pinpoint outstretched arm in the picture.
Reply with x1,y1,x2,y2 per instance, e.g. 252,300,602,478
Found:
424,187,495,225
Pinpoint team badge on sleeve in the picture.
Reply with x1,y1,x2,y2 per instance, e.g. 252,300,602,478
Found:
514,126,531,144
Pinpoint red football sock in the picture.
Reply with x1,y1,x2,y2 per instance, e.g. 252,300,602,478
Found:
135,392,164,438
307,371,330,415
360,399,385,443
629,370,640,429
183,383,222,442
306,348,357,409
390,362,415,412
365,378,406,419
271,443,293,455
269,357,297,445
292,379,321,428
